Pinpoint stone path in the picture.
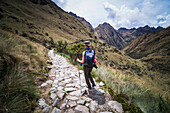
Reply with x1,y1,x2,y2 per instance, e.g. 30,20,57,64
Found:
37,50,123,113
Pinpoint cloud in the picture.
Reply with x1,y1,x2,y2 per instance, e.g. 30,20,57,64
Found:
51,0,170,29
103,0,168,29
52,0,66,7
157,14,170,26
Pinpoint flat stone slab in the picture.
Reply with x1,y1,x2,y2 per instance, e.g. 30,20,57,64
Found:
66,95,79,101
57,92,65,100
38,98,47,108
77,99,86,105
69,90,82,97
66,83,75,87
90,101,98,113
81,96,92,103
65,109,75,113
50,93,57,100
67,101,77,108
75,105,89,113
46,80,53,84
52,98,60,107
64,78,72,84
51,107,61,113
57,86,64,91
41,83,48,87
42,105,51,113
64,88,77,92
58,81,66,86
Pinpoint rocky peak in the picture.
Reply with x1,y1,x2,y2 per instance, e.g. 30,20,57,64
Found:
95,22,126,49
118,27,128,31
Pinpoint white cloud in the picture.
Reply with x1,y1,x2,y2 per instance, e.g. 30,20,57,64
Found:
52,0,170,29
157,14,170,26
103,0,163,29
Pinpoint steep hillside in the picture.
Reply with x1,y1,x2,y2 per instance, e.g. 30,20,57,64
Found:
124,26,170,73
68,12,94,32
118,25,164,43
95,22,126,49
0,0,95,48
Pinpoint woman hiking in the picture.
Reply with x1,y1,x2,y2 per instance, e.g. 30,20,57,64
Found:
76,41,96,90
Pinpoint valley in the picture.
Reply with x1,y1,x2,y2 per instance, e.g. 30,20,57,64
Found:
0,0,169,113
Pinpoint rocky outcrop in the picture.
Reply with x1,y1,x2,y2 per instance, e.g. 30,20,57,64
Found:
95,22,126,50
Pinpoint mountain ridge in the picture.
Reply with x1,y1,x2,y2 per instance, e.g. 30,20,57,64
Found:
95,22,126,49
68,12,94,32
124,26,170,73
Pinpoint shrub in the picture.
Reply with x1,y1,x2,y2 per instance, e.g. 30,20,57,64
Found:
67,42,85,60
56,40,67,53
0,65,39,113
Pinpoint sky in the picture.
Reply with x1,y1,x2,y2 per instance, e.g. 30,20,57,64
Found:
52,0,170,29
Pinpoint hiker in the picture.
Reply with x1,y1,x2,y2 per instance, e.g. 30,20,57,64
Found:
76,41,96,90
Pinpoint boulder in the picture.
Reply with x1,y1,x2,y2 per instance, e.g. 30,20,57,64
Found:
108,101,123,113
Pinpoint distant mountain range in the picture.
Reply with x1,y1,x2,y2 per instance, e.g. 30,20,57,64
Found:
124,26,170,73
95,23,164,49
118,25,164,43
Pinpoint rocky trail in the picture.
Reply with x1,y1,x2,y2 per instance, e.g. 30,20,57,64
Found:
35,50,123,113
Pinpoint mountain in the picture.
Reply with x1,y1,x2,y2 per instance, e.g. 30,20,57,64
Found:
95,22,126,49
0,0,95,48
118,25,164,43
124,26,170,73
68,12,94,32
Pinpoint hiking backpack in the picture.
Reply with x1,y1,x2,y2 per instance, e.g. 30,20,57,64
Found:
84,49,95,66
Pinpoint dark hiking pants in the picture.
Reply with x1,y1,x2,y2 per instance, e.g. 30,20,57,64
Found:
83,65,96,89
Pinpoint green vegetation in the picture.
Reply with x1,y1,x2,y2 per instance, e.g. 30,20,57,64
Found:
55,41,170,113
92,66,170,113
0,33,47,112
0,66,39,113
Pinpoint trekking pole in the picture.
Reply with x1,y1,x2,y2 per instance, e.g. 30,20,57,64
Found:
77,53,82,93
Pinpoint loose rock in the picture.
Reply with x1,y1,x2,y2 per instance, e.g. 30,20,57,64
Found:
108,101,123,113
77,99,86,105
50,93,57,100
42,105,51,113
57,91,65,100
66,95,79,101
65,88,77,92
51,107,61,113
75,105,89,113
52,98,60,107
90,101,98,113
67,101,77,108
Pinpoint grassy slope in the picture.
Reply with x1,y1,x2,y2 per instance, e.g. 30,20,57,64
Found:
0,0,94,45
124,27,170,72
0,0,95,112
0,0,169,112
